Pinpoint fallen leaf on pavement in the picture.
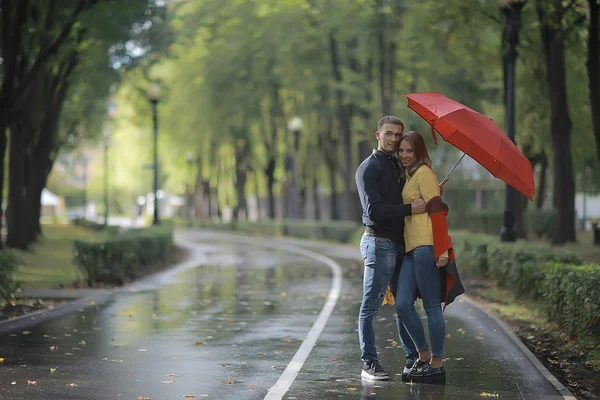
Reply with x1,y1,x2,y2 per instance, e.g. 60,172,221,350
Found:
331,358,337,362
348,388,357,392
50,368,57,374
480,393,499,397
454,358,464,361
68,383,77,387
248,384,256,389
137,397,150,400
22,331,31,335
184,395,196,398
11,382,16,385
27,380,37,385
195,341,204,346
161,380,174,384
0,358,4,363
223,378,235,384
79,341,86,345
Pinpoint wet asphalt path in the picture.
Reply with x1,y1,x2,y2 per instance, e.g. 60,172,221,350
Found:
0,229,569,399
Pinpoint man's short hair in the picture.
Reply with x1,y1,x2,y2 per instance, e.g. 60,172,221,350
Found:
377,116,404,131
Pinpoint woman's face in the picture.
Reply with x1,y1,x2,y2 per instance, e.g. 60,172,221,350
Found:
399,139,417,169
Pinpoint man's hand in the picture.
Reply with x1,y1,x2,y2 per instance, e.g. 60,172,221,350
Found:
411,198,426,214
436,257,449,268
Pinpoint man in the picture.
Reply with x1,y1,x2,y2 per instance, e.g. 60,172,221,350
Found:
355,116,427,380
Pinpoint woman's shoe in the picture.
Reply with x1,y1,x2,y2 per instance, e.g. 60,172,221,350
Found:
402,359,428,381
405,364,446,385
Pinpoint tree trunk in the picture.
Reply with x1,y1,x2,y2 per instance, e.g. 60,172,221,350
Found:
0,117,7,249
327,157,339,220
313,175,321,220
536,154,548,210
388,41,396,113
265,157,276,219
376,0,391,116
537,0,576,244
588,0,600,160
6,115,28,249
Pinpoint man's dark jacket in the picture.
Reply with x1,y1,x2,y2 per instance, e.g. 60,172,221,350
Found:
355,149,412,244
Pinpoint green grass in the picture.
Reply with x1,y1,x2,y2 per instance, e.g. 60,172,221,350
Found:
13,224,102,289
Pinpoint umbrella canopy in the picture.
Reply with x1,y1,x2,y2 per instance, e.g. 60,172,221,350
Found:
405,92,535,200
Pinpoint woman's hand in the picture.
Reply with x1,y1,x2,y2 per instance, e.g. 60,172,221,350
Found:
436,257,448,268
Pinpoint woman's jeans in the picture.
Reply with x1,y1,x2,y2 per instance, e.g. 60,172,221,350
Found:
359,234,417,363
396,245,445,357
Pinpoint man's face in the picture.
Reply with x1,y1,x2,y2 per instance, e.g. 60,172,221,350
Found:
376,123,404,155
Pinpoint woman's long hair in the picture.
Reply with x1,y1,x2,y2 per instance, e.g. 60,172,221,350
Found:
400,131,432,177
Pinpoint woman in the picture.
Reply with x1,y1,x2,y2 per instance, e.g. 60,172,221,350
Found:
395,130,464,385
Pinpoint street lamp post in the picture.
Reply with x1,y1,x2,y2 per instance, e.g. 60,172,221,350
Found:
103,127,110,227
148,82,161,226
499,0,526,242
287,117,303,219
185,151,194,227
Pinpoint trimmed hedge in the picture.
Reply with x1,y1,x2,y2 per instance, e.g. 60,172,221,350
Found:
452,232,600,337
73,227,173,285
72,218,120,235
447,210,555,238
538,262,600,337
192,219,364,244
0,251,22,303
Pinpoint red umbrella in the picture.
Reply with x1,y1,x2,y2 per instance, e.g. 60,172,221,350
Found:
405,92,535,200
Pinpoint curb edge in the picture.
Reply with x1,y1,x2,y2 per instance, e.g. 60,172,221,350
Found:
464,294,577,400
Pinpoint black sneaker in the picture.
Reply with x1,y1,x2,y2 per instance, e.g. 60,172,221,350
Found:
402,359,427,380
361,360,389,380
402,358,418,375
406,364,446,385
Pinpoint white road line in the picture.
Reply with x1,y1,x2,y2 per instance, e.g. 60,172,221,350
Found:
235,241,343,400
177,232,343,399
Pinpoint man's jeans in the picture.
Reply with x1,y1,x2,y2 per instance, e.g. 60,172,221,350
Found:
359,234,417,363
396,245,446,357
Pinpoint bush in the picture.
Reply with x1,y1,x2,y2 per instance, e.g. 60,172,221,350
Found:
448,210,556,238
452,232,582,297
451,231,600,338
72,227,173,285
538,262,600,337
0,251,22,303
72,218,120,235
191,219,363,244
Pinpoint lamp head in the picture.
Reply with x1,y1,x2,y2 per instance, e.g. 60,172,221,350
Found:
148,82,161,103
287,117,303,133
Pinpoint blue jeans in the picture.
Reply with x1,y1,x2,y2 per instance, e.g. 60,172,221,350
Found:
396,245,446,357
359,234,417,363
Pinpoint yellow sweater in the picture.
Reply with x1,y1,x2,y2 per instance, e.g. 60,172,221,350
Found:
402,165,448,258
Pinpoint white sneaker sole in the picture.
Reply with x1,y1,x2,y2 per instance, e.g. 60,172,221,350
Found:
361,369,389,380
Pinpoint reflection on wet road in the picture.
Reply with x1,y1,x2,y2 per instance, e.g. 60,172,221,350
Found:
0,231,568,400
0,240,332,399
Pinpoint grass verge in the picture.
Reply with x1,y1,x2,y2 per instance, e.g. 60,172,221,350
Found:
13,224,103,289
